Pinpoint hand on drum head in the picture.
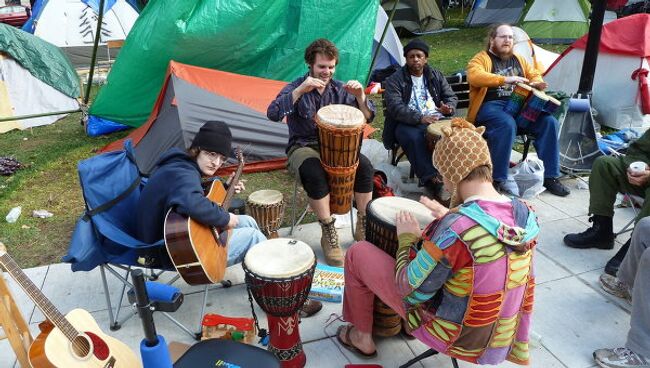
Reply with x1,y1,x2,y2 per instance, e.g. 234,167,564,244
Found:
420,115,440,125
504,76,529,85
395,211,422,236
528,81,548,91
419,196,449,219
344,80,365,99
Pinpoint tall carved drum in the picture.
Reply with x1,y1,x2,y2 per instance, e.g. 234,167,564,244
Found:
243,238,316,368
315,104,366,214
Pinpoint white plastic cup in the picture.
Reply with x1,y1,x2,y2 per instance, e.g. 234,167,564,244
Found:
629,161,648,175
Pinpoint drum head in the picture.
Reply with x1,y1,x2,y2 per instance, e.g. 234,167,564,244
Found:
316,104,365,128
248,190,283,205
368,197,435,227
426,119,452,135
244,238,315,278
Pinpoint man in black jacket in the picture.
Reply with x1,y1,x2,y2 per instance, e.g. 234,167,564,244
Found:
383,39,458,198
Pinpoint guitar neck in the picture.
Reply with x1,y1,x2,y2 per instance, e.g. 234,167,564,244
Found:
0,253,79,341
222,151,245,210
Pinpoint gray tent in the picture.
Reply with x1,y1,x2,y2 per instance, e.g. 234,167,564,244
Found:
382,0,445,34
103,61,290,175
465,0,526,27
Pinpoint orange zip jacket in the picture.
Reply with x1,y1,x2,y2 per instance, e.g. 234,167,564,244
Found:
466,50,543,123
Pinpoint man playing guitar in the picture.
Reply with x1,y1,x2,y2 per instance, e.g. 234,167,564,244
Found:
135,120,322,316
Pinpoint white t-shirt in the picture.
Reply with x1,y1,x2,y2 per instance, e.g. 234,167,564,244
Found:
408,75,441,117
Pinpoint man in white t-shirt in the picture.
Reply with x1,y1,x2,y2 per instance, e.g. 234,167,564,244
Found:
383,39,458,202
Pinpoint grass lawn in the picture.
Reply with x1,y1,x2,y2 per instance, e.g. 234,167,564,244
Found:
0,8,568,268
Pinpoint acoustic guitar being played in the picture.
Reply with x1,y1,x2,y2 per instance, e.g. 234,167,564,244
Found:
0,243,141,368
164,148,245,285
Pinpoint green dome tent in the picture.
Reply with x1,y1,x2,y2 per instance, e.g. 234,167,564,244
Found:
89,0,379,128
520,0,591,44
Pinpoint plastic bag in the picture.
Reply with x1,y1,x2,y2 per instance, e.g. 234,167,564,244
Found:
509,155,545,199
360,139,391,167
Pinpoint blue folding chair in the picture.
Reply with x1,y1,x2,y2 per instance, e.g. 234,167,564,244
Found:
63,140,230,339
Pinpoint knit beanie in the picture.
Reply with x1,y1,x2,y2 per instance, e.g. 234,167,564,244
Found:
403,39,429,57
190,121,232,157
432,118,492,208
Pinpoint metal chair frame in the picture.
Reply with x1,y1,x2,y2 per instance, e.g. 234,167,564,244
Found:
99,263,230,340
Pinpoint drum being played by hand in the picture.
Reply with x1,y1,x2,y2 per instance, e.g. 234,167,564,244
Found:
246,190,285,238
503,83,533,117
243,238,316,368
425,119,452,153
315,104,366,168
365,197,436,258
544,95,562,116
517,89,549,123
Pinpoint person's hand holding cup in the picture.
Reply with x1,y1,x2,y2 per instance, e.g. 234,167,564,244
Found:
627,161,650,187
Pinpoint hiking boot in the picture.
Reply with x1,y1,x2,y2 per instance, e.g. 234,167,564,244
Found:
354,212,366,242
564,215,615,249
605,239,631,276
319,217,344,267
599,273,632,303
594,348,649,367
543,177,571,197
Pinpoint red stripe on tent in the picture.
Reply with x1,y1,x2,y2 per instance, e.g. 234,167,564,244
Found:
216,158,288,176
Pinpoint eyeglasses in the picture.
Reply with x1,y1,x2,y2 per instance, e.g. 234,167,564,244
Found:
201,150,223,161
495,35,514,40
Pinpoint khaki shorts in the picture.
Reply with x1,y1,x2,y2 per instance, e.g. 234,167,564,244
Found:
287,144,321,178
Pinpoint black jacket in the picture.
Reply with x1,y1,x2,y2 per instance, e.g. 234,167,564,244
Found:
135,148,230,244
382,64,458,150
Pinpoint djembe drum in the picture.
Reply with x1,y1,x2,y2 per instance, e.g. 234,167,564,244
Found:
315,104,366,214
365,197,435,336
517,89,549,123
246,190,285,238
425,119,452,153
243,238,316,368
366,197,436,258
503,83,533,117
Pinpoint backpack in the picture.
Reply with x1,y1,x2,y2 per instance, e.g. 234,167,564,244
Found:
372,170,395,199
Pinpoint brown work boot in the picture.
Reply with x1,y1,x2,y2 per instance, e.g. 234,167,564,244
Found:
354,212,366,241
319,217,344,267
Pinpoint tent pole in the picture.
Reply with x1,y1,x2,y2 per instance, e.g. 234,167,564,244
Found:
577,0,606,96
82,0,106,106
0,109,82,123
365,0,400,85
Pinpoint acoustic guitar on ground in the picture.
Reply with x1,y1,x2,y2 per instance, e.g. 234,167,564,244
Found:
164,148,245,285
0,243,141,368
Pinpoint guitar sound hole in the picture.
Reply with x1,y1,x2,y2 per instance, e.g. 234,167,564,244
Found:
70,335,92,359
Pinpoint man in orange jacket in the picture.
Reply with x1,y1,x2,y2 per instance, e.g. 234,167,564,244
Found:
467,23,570,197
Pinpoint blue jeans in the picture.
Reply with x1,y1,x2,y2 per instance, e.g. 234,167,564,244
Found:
395,123,438,184
476,100,560,182
227,215,266,266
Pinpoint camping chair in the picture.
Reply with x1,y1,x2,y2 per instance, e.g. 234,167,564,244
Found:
63,140,230,339
615,194,645,238
106,39,125,70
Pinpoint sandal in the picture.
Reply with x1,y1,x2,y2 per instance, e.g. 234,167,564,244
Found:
299,299,323,318
336,325,377,358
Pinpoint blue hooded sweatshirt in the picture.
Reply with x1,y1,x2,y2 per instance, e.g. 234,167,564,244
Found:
135,148,230,244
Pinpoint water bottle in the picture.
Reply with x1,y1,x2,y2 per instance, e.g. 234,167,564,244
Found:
6,206,22,223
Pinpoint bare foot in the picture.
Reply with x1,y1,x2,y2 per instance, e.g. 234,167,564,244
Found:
338,325,376,355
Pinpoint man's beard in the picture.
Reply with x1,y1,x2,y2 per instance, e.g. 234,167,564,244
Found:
491,46,514,59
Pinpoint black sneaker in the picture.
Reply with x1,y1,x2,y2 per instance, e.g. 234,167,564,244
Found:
543,178,570,197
